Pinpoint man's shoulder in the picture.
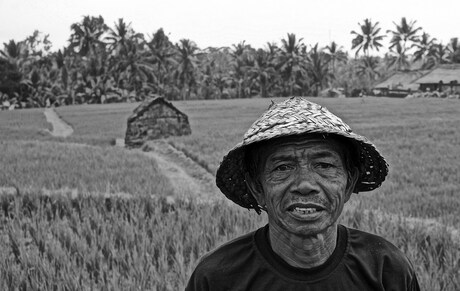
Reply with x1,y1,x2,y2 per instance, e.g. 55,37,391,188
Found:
344,226,420,289
347,226,403,252
194,228,259,273
186,227,270,290
345,226,415,271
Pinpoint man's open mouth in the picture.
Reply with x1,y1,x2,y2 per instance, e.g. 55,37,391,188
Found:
288,203,326,215
293,207,318,214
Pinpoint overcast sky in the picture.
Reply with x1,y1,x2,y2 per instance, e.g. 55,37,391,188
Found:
1,0,459,53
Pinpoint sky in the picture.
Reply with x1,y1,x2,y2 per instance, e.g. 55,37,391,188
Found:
1,0,459,54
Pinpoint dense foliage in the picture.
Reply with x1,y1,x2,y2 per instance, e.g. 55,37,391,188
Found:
1,16,460,108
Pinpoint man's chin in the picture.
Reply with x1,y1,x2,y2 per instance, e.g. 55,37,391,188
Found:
287,209,326,221
281,218,336,237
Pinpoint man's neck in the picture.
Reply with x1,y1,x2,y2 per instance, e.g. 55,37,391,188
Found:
268,223,338,269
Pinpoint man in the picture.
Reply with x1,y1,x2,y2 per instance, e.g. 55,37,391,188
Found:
186,97,420,290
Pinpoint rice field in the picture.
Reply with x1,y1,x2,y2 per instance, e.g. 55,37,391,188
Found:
0,97,459,290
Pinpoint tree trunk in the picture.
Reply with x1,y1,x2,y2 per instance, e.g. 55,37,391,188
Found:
289,75,294,96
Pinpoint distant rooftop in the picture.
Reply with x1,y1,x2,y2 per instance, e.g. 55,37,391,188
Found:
415,64,460,84
375,70,430,90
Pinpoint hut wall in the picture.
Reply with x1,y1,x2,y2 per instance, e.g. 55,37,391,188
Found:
419,83,457,92
125,102,191,147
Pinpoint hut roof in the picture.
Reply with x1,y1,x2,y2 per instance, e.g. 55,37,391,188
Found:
415,64,460,84
374,70,430,90
128,96,185,122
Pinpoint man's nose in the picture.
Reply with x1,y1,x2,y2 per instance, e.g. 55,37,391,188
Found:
291,166,320,195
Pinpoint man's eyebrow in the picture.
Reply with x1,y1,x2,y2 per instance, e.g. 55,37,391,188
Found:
309,150,340,159
267,154,296,162
268,150,340,162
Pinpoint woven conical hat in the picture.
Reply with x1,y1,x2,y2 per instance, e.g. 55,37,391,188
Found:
216,97,388,213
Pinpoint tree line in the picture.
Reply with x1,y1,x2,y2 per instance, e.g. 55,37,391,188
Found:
1,16,459,108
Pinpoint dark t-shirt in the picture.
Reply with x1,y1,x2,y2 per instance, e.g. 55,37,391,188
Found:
185,224,420,291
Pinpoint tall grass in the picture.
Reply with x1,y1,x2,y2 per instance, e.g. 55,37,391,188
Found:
0,193,458,290
54,103,136,146
0,108,52,141
0,140,174,197
0,192,265,290
1,97,459,289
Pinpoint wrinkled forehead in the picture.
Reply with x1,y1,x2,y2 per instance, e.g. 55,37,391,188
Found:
249,134,349,166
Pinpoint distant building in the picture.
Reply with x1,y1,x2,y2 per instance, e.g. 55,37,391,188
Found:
373,64,460,97
373,70,430,97
125,96,191,148
415,64,460,93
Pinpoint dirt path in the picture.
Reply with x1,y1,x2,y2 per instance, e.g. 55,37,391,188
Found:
44,108,74,137
129,140,228,205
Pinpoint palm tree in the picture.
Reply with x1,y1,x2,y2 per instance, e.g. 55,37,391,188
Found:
356,56,381,82
198,46,233,99
112,40,156,101
266,42,279,57
198,56,216,99
0,41,26,98
432,43,450,65
412,32,438,68
350,19,385,57
248,48,276,97
277,33,307,96
1,40,32,101
307,44,333,96
385,43,411,71
447,37,460,63
103,19,151,101
387,17,422,53
229,41,253,98
146,28,176,96
53,49,70,96
106,18,142,56
1,40,28,62
324,41,347,77
264,42,283,95
175,39,200,100
69,15,108,56
231,41,250,59
24,30,53,57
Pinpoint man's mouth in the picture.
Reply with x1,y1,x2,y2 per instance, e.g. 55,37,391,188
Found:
288,203,326,215
292,207,319,214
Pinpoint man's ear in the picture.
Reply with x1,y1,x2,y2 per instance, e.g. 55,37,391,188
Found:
345,167,359,203
244,173,266,208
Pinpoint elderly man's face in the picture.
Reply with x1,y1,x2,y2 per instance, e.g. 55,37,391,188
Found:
248,136,356,237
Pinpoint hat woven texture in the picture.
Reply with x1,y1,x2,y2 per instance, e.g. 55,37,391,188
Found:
216,97,388,211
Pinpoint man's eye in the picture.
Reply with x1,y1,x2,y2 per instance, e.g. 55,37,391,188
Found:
274,164,292,172
316,162,336,169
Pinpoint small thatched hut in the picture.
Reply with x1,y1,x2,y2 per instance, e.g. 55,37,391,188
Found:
125,96,191,148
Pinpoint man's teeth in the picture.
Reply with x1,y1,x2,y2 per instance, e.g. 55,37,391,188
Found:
294,207,317,214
